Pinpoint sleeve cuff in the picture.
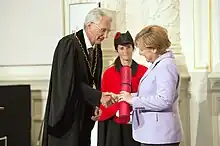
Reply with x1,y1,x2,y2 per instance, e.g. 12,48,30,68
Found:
132,96,139,110
131,92,138,97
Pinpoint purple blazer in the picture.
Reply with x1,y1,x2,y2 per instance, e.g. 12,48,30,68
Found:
131,51,183,144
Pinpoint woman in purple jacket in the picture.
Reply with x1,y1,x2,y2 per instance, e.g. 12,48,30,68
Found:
119,25,183,146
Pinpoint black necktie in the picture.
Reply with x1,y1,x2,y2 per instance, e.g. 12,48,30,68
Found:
88,47,94,65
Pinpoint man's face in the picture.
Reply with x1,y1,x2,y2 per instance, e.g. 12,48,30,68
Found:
87,16,112,45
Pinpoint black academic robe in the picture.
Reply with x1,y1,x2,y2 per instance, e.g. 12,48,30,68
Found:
42,29,103,146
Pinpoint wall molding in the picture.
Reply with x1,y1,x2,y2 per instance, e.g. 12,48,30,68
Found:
193,0,212,71
208,72,220,146
0,65,51,82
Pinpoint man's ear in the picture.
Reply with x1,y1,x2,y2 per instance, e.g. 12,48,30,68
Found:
86,22,93,28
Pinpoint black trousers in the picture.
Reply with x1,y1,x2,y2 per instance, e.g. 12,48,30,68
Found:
141,142,180,146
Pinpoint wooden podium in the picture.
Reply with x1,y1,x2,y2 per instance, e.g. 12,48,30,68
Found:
0,85,31,146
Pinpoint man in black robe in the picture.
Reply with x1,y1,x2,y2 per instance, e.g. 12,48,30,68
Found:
42,8,113,146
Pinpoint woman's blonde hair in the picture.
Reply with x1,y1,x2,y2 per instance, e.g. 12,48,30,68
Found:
135,25,171,54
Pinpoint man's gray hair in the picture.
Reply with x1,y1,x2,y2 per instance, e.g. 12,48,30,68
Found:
84,8,112,28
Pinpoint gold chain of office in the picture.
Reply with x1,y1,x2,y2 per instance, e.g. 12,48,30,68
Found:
74,34,98,86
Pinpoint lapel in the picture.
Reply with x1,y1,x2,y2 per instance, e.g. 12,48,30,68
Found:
76,29,89,59
75,29,101,87
139,60,159,84
76,29,100,66
94,46,102,89
76,29,99,70
75,30,91,82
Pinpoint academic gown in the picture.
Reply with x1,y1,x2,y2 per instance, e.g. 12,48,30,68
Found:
97,58,147,146
42,29,103,146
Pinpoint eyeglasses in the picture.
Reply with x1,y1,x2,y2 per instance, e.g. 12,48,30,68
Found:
92,22,111,35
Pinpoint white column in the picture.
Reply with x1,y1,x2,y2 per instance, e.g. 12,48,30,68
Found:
180,0,219,146
180,0,212,72
179,0,194,71
208,0,220,145
211,0,220,72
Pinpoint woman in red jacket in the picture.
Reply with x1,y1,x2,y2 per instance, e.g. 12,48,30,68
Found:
97,31,147,146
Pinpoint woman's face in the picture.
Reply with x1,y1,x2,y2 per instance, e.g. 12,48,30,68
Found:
137,39,158,63
117,44,133,63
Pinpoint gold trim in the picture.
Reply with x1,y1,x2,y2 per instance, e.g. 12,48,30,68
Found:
193,0,212,71
62,0,65,36
74,33,98,86
208,0,213,72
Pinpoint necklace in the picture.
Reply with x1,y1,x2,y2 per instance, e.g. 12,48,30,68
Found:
74,33,98,87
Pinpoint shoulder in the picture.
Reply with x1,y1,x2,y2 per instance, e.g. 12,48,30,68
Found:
103,65,116,74
156,58,179,81
58,34,74,43
136,64,147,76
138,64,148,71
51,35,77,65
54,34,77,54
102,65,116,76
158,58,177,72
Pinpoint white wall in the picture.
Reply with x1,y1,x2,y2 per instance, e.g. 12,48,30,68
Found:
0,0,63,65
180,0,220,72
179,0,194,72
1,0,220,146
180,0,220,146
0,0,63,145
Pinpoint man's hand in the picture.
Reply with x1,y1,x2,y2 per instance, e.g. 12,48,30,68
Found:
91,106,102,121
109,92,120,102
100,92,117,107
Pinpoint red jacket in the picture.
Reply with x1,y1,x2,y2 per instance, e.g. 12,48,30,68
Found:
99,63,147,124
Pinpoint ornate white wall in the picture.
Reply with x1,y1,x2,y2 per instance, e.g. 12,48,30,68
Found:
1,0,220,146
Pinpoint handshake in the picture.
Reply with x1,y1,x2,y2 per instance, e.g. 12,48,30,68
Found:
91,91,132,121
100,91,132,107
91,92,118,121
100,92,119,108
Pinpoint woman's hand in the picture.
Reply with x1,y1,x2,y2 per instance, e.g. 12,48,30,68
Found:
118,91,133,104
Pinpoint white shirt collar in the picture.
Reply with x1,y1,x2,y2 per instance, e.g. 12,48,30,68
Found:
83,29,93,49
